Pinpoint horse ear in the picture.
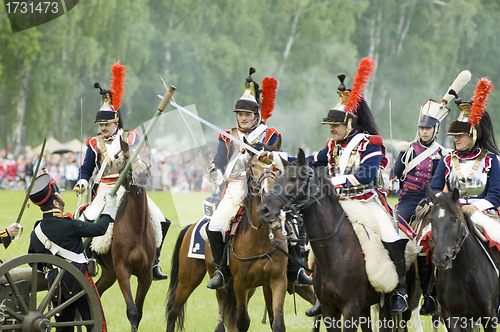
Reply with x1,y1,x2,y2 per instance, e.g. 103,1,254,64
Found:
425,184,437,204
452,188,460,202
242,137,251,154
297,148,306,166
272,134,282,151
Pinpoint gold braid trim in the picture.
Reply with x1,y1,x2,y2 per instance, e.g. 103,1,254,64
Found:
451,149,487,181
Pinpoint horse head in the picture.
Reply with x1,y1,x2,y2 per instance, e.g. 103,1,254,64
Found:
244,135,283,197
426,185,469,270
257,148,321,226
119,138,152,190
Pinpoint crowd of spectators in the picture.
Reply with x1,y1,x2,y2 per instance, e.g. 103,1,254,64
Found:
0,147,210,193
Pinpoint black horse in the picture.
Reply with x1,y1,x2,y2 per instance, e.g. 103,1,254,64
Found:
257,149,413,331
426,186,499,331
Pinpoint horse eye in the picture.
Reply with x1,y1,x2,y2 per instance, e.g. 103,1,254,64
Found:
289,177,297,182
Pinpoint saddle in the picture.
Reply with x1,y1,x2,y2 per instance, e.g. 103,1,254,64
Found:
340,200,418,293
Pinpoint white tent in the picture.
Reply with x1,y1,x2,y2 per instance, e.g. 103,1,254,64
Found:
32,137,63,155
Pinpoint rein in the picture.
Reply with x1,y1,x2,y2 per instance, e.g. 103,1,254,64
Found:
247,162,278,230
450,216,469,260
229,241,287,263
266,167,344,272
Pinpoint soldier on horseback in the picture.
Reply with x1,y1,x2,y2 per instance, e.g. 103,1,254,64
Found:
302,57,413,316
73,62,171,281
393,71,471,315
427,77,500,315
205,68,313,290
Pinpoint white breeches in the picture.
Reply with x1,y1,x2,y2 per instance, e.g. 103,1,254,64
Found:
470,210,500,244
83,182,165,225
208,181,244,234
364,198,401,243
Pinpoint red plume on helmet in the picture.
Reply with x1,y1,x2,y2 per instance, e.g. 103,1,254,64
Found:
260,77,277,122
110,60,127,112
345,56,375,114
470,77,495,126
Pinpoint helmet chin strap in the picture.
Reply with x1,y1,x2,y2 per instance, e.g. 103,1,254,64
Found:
342,118,352,140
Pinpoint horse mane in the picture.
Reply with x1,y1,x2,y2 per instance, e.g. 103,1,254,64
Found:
115,191,129,222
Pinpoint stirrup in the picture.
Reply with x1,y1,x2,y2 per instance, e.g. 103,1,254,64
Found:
295,268,313,286
153,264,168,280
420,295,437,316
390,291,409,314
207,270,227,289
305,300,321,317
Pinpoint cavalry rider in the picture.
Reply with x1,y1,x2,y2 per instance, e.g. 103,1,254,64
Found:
206,68,312,290
73,62,171,280
394,70,471,315
28,171,114,332
428,77,500,314
304,57,413,316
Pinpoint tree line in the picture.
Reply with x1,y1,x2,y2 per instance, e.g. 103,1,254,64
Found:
0,0,498,156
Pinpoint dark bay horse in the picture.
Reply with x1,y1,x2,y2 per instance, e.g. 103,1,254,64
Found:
93,139,156,332
425,186,499,331
166,140,317,332
257,149,413,332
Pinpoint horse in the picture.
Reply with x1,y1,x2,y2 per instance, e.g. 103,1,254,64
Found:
91,138,156,332
166,139,317,332
425,186,499,331
257,149,415,332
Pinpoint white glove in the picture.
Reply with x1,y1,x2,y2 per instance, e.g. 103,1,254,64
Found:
206,165,223,186
102,193,117,220
73,179,89,196
331,175,347,187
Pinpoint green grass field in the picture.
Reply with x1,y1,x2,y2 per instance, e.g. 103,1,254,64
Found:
0,190,445,331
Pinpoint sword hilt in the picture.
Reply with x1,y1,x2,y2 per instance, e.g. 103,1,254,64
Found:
158,86,176,112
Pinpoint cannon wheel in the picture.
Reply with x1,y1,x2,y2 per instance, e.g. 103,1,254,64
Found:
0,254,102,332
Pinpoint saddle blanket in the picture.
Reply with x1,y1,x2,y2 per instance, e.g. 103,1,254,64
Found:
340,200,418,293
187,217,209,260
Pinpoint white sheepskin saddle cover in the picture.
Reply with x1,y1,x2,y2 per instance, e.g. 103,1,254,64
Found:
339,200,418,293
90,198,163,254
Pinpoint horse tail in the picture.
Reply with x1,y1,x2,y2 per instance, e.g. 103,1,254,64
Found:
166,224,191,330
223,279,238,331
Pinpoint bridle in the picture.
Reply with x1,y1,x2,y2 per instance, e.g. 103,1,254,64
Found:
246,160,279,230
432,205,469,260
120,144,152,190
267,166,346,243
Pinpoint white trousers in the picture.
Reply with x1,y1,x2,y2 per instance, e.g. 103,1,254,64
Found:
208,181,244,234
83,182,165,224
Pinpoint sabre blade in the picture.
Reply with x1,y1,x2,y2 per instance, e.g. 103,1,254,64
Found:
157,95,262,156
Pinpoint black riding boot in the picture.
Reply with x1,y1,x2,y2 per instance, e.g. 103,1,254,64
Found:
287,244,313,286
206,230,230,289
153,219,170,280
384,239,409,315
418,255,437,316
305,295,322,317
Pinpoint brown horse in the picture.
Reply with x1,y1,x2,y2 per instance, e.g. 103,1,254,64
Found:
92,139,156,332
166,140,317,332
257,149,415,332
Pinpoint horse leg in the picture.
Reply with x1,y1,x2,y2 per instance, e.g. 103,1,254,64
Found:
115,264,139,332
95,267,117,296
166,258,207,332
270,278,287,332
341,304,363,332
262,284,274,328
134,271,153,329
233,280,251,332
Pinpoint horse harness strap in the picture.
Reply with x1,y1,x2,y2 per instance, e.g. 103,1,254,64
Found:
307,211,346,242
473,231,500,277
229,241,287,263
